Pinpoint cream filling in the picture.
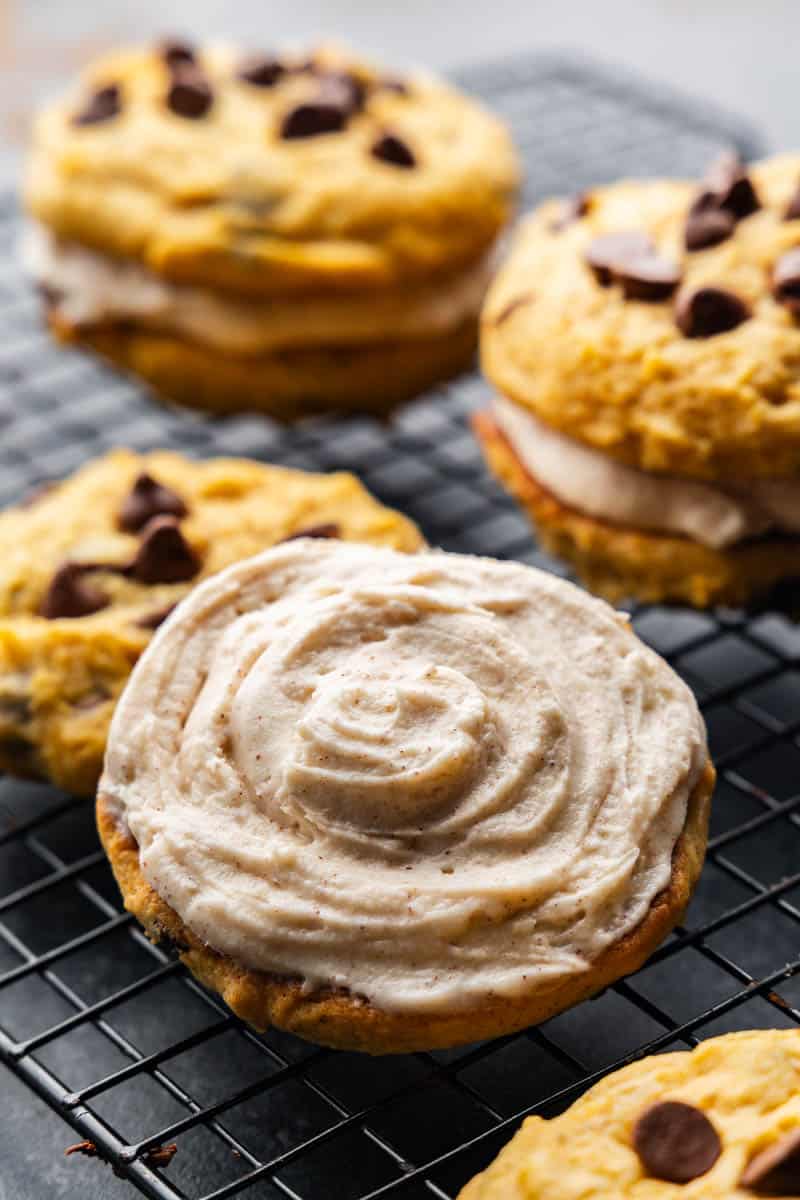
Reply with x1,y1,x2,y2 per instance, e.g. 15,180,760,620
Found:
22,223,491,354
493,395,800,551
101,540,707,1013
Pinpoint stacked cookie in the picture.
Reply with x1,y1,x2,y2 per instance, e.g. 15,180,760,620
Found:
478,152,800,606
23,39,520,418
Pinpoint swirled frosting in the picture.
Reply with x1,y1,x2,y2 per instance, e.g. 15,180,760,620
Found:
101,541,707,1012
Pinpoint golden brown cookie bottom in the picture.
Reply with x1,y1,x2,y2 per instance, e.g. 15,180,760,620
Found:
49,314,477,419
97,758,713,1054
475,411,800,608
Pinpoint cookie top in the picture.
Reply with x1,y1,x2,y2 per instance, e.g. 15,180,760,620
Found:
482,153,800,481
0,449,423,631
100,539,706,1013
25,40,519,295
460,1029,800,1199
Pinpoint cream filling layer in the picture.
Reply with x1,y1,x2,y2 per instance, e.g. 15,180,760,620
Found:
493,396,800,551
22,223,491,355
101,540,707,1013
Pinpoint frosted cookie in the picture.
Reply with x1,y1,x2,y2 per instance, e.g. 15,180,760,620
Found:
98,540,713,1053
0,450,422,795
478,152,800,606
459,1029,800,1199
24,39,519,417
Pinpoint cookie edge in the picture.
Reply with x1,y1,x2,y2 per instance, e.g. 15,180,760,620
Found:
96,716,714,1054
474,410,800,608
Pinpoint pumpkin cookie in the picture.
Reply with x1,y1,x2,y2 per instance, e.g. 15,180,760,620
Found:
98,540,712,1052
478,153,800,605
0,450,422,794
24,39,519,416
460,1029,800,1199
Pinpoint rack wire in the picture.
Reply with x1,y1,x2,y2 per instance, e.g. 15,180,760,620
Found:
2,50,797,1200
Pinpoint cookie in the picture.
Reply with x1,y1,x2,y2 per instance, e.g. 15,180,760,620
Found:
56,316,479,421
475,411,800,607
0,450,423,795
24,40,520,416
98,540,713,1053
459,1029,800,1199
479,153,800,605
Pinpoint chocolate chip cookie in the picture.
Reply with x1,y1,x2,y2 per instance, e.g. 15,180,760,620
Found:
478,152,800,606
460,1029,800,1199
24,39,519,417
0,449,423,795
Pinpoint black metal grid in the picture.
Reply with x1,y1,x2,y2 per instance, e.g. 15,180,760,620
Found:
1,50,796,1200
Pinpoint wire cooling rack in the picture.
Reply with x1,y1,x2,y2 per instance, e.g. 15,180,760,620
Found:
1,50,797,1200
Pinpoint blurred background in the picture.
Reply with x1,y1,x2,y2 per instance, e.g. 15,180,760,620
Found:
1,0,798,185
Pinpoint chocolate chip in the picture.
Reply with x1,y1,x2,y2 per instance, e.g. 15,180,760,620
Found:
166,69,213,118
135,602,178,630
633,1100,721,1184
281,523,341,542
584,231,654,287
237,54,285,87
318,70,367,114
584,232,680,299
40,564,109,620
697,150,760,220
130,517,200,585
280,96,348,139
685,207,736,250
675,285,751,337
741,1128,800,1194
159,39,196,68
118,472,188,533
552,192,591,231
615,252,681,301
72,83,121,126
772,248,800,315
785,185,800,221
371,132,415,168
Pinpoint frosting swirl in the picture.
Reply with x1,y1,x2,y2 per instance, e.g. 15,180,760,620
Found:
102,541,707,1012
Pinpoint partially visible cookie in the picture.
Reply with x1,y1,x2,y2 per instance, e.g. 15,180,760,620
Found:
474,411,800,607
24,39,520,416
459,1029,800,1199
478,153,800,605
0,450,423,794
